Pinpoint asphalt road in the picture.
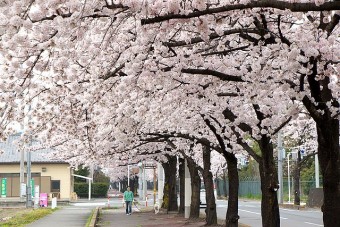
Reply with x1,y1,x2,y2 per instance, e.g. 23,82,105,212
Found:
215,199,323,227
72,197,323,227
26,206,92,227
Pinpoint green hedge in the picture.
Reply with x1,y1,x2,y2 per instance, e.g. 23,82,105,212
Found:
74,182,109,198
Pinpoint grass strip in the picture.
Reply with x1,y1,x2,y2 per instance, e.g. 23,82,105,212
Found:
101,206,120,210
85,209,95,227
0,208,56,227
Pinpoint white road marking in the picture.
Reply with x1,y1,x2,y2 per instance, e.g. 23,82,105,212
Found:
72,202,106,206
238,209,261,215
304,222,323,226
281,208,296,212
243,205,256,208
239,209,288,220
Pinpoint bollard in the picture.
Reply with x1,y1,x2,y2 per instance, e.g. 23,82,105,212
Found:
145,195,148,207
108,196,110,208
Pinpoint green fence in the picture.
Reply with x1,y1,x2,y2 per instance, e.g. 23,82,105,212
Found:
217,177,323,202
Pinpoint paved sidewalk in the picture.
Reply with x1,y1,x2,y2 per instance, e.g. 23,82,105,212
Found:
26,206,93,227
97,208,220,227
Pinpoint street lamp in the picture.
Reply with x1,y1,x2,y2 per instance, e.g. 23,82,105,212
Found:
287,152,292,203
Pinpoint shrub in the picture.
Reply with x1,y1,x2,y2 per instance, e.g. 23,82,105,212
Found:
74,182,109,198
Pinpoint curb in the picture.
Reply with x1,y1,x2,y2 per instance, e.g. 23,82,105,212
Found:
88,207,100,227
199,211,250,227
279,203,306,210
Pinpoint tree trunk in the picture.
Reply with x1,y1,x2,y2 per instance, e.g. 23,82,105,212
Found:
161,156,178,211
258,136,280,227
302,61,340,226
316,118,340,227
130,176,138,196
187,158,201,219
216,178,221,198
293,152,301,206
223,169,228,198
225,154,239,227
179,158,185,214
161,162,170,209
202,146,217,225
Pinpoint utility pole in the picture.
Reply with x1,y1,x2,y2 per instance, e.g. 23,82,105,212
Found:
143,162,147,201
157,163,164,206
287,153,291,203
153,167,156,205
138,163,143,200
277,132,284,204
26,104,32,208
20,149,25,202
128,164,130,187
184,159,191,218
315,154,320,188
72,174,93,200
26,150,32,208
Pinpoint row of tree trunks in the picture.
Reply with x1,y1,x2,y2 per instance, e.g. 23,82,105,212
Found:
159,151,221,226
202,146,217,225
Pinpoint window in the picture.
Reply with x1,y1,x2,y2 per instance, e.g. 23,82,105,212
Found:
51,180,60,192
0,173,19,177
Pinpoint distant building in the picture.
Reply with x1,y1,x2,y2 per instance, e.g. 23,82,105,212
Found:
0,133,74,201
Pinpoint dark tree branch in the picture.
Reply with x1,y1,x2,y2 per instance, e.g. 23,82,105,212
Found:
299,151,318,166
325,13,340,35
141,1,340,25
302,96,321,123
202,45,250,56
277,15,292,46
272,116,292,136
181,68,244,82
144,132,223,153
217,92,239,97
222,108,253,134
230,126,262,162
201,114,228,152
100,63,126,80
163,29,258,47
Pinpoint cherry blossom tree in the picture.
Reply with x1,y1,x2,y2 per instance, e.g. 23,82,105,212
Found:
0,1,339,227
130,1,339,226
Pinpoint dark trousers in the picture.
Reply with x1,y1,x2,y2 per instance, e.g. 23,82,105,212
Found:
125,201,132,214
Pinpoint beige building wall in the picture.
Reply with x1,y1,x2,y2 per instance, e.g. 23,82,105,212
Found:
0,163,72,200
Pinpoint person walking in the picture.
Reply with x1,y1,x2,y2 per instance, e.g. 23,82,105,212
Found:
124,187,134,215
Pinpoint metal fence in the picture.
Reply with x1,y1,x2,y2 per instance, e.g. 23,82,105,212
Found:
217,177,322,202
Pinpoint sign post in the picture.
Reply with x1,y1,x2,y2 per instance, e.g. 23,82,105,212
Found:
34,185,40,208
31,179,35,198
21,183,26,198
1,178,7,198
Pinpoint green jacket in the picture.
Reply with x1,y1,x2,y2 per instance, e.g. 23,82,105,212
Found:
124,191,134,202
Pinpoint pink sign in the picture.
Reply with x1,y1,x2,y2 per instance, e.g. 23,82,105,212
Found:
40,193,48,207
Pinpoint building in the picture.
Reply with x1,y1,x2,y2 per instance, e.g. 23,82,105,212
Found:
0,133,74,201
